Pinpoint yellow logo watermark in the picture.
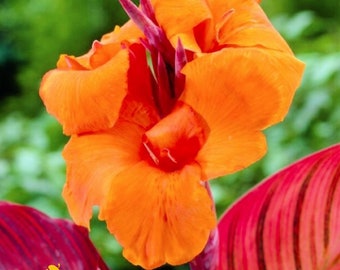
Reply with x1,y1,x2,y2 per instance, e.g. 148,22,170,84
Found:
46,263,61,270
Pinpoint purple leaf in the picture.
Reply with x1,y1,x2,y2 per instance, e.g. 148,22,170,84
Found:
118,0,163,50
190,228,219,270
140,0,157,24
119,0,174,62
218,144,340,269
0,201,109,270
174,39,187,99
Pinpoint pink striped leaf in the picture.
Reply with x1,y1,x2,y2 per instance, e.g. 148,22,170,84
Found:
217,144,340,270
0,201,109,270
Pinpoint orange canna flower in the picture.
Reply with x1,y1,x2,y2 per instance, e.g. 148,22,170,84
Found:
40,0,304,268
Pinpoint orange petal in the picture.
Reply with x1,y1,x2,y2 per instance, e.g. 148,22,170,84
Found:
215,0,293,52
170,30,202,53
39,49,129,135
182,48,304,131
57,54,88,70
62,121,143,228
100,20,144,45
89,41,122,69
151,0,210,48
180,48,304,178
198,128,267,180
193,0,292,53
100,162,216,269
57,21,143,72
62,99,159,228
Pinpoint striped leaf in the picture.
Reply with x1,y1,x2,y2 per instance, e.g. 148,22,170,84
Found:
0,201,109,270
218,144,340,270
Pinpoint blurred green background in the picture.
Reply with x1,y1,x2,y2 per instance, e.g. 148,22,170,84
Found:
0,0,339,269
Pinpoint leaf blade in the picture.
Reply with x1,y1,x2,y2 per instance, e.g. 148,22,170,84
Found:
0,201,109,270
218,144,340,270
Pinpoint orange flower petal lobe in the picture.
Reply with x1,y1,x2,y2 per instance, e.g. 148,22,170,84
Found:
142,102,209,172
214,0,292,52
57,54,88,70
100,162,216,269
62,123,143,228
100,20,144,45
187,0,294,53
62,98,159,228
89,41,122,68
151,0,210,47
40,48,130,135
180,48,304,178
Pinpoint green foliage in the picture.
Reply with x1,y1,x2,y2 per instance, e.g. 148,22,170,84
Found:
0,0,128,115
0,0,339,269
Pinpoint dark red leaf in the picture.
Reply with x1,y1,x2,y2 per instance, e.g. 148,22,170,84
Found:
0,201,109,270
218,144,340,269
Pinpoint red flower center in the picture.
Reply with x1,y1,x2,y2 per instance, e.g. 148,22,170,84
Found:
141,103,209,172
120,0,191,117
